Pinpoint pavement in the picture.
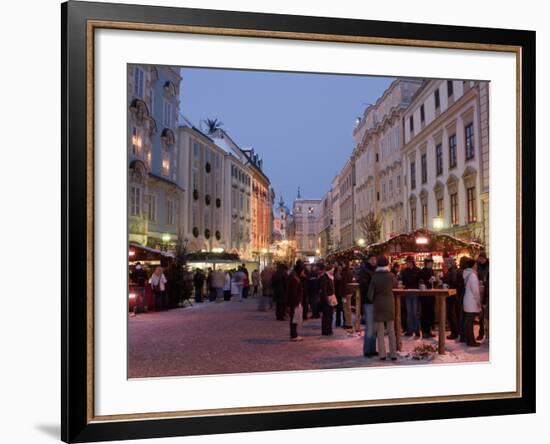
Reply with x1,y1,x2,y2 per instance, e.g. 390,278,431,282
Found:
128,297,489,378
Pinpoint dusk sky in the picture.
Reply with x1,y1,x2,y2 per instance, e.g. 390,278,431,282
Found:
180,67,394,205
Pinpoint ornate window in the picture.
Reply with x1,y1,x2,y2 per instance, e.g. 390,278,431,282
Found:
437,197,444,218
130,186,141,216
448,134,457,169
435,143,443,176
147,194,157,222
465,123,475,160
447,80,454,97
166,199,175,225
467,186,477,223
450,193,459,226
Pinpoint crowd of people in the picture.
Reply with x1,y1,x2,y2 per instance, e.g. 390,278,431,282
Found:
130,250,489,360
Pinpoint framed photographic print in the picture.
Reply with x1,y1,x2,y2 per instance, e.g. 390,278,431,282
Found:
61,0,536,442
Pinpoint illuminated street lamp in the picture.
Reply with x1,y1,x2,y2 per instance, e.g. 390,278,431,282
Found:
432,217,445,231
357,238,366,247
160,234,171,252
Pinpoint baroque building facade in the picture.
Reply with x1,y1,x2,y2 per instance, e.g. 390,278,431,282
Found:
320,77,489,255
402,79,488,245
352,79,423,243
128,64,183,250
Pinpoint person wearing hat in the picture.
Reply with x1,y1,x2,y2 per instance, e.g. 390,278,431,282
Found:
400,256,421,338
419,257,436,338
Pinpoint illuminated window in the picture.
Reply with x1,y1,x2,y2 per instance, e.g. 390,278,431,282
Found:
131,127,142,156
162,156,170,177
437,198,444,218
450,193,459,225
422,203,428,227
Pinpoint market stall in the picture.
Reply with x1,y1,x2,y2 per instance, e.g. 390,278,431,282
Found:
128,242,175,312
366,228,484,271
185,251,259,275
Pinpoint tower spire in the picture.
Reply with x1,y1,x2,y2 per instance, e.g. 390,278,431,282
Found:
297,186,301,199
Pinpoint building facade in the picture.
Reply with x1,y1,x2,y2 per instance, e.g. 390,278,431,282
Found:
352,79,423,244
128,64,183,250
211,130,254,260
337,160,355,249
242,149,272,257
177,126,226,253
291,197,322,259
402,79,487,244
317,190,333,257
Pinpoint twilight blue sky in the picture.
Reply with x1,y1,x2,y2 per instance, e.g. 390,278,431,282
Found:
180,67,394,204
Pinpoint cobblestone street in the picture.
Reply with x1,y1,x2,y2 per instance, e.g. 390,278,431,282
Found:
128,297,489,378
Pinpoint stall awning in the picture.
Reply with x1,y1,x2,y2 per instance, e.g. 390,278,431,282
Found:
366,228,484,256
129,242,174,262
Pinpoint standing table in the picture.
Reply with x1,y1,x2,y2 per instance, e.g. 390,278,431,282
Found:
392,288,457,355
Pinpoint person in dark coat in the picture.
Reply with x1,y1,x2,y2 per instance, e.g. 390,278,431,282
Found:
358,254,377,356
419,257,436,338
286,260,305,341
300,266,310,320
308,265,321,319
131,262,148,314
476,252,489,341
400,256,421,337
317,263,335,335
442,255,459,339
367,255,398,360
271,263,288,321
341,261,354,330
333,263,344,327
193,269,205,303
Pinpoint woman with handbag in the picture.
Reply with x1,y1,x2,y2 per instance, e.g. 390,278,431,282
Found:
318,263,336,336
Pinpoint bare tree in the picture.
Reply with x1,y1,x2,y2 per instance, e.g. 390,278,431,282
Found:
358,211,382,245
